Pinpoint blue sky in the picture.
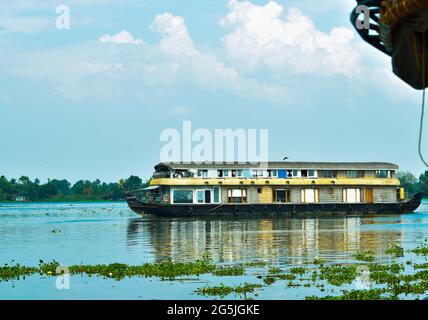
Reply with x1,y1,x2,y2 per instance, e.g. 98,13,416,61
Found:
0,0,426,183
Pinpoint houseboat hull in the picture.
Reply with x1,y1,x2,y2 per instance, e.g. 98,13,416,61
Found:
125,192,423,217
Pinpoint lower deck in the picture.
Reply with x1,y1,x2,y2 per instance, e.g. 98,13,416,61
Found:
126,192,422,217
139,185,405,206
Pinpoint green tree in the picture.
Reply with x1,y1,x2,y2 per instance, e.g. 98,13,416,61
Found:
396,171,418,195
419,171,428,197
122,176,144,191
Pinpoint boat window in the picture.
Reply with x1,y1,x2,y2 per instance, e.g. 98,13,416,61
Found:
223,170,229,177
267,170,278,177
197,170,208,178
273,189,290,203
172,170,192,178
375,170,390,178
213,187,220,203
205,190,211,203
227,188,247,203
308,170,316,177
287,170,293,178
301,170,308,177
292,170,300,177
319,170,337,178
231,170,242,177
343,188,361,203
172,190,194,204
347,170,364,178
301,189,319,203
197,190,204,203
252,170,264,178
217,170,223,177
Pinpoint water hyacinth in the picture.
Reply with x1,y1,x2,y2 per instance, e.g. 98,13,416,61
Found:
195,283,263,299
2,241,428,299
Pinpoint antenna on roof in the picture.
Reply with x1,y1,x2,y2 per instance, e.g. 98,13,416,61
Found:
283,156,288,160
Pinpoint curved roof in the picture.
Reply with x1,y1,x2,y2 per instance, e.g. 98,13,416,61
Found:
155,162,399,171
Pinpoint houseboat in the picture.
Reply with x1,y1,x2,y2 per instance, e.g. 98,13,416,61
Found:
125,162,422,217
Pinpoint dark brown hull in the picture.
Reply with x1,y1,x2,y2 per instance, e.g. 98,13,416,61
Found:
125,192,423,217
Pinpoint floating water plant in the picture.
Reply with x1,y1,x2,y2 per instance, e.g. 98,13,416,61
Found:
354,251,375,262
3,240,428,300
267,266,282,274
212,265,245,276
318,265,357,286
306,289,388,300
289,267,306,275
411,245,428,256
0,264,38,281
195,283,262,299
385,246,404,258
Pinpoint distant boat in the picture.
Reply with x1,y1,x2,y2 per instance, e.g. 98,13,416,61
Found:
15,195,28,202
126,161,422,217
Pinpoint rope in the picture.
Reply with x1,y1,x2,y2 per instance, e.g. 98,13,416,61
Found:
381,0,428,26
418,31,428,167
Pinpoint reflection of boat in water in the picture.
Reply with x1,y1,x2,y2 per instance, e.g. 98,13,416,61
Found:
126,216,404,264
126,162,422,216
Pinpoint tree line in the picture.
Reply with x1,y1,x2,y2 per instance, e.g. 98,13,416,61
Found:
396,171,428,197
0,175,148,202
0,171,427,202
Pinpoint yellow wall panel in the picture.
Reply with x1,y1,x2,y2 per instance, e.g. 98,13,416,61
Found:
259,186,272,204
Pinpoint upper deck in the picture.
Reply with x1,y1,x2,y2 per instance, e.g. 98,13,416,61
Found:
150,162,400,187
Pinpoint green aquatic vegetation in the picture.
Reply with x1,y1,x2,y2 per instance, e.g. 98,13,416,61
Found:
411,245,428,255
286,281,300,288
263,276,276,285
413,262,428,269
195,283,262,298
313,259,325,265
368,263,404,275
69,258,216,280
242,260,267,267
268,266,282,274
390,281,428,296
289,267,306,275
354,251,375,262
212,265,245,276
319,265,357,286
0,264,38,281
6,239,428,300
385,246,404,258
412,269,428,280
277,273,296,281
369,270,401,285
38,260,60,275
306,288,388,300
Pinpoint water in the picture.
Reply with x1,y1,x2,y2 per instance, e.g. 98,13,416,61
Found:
0,200,427,299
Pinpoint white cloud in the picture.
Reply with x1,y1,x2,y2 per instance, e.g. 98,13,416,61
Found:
147,12,293,102
99,30,144,45
150,13,196,56
219,0,360,77
5,12,293,104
